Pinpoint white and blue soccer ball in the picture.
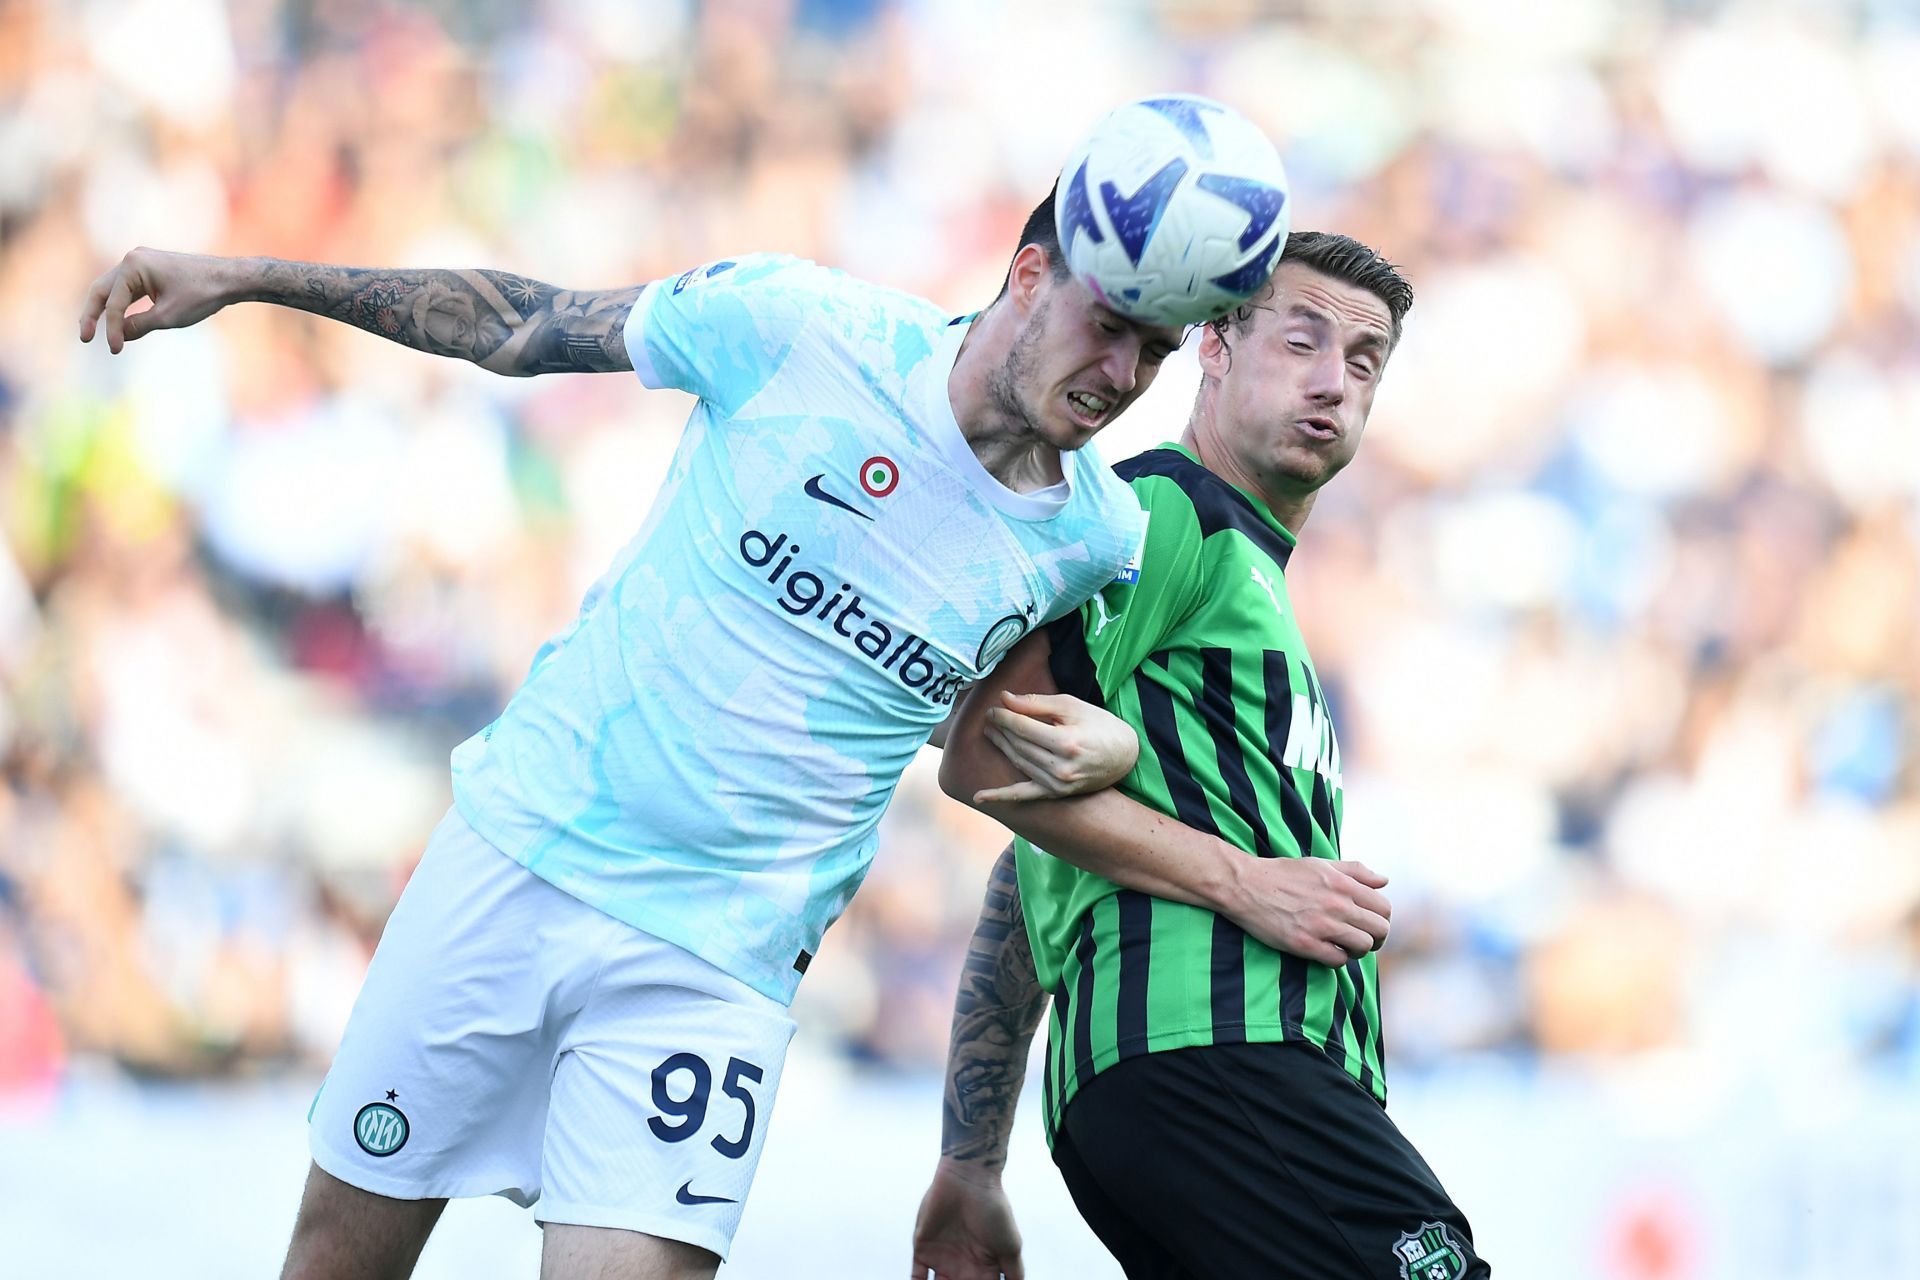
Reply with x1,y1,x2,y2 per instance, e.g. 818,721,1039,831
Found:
1055,95,1290,327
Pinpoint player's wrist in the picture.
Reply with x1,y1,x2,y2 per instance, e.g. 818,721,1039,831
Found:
221,255,278,306
935,1153,1008,1188
1199,836,1255,918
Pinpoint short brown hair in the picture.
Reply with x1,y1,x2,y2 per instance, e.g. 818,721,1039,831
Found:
1212,231,1413,351
992,189,1075,302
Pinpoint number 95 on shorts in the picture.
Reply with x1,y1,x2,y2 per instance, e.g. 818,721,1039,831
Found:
307,809,799,1260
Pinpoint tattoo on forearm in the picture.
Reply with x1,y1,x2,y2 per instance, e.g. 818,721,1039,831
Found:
253,260,640,375
942,845,1049,1169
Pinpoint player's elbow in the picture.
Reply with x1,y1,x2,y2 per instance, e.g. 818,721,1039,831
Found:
938,730,994,810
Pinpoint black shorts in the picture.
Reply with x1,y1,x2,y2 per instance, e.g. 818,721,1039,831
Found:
1051,1040,1490,1279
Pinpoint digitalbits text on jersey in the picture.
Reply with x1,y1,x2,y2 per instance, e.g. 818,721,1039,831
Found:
737,527,969,706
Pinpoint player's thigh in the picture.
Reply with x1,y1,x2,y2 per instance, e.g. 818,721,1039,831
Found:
1058,1042,1489,1279
536,932,798,1262
1050,1127,1193,1280
282,1162,447,1280
540,1223,718,1280
308,808,592,1205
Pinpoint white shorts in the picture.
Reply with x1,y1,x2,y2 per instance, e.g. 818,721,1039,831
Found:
308,808,797,1259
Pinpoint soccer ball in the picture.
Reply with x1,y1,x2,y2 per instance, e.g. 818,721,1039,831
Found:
1054,95,1290,327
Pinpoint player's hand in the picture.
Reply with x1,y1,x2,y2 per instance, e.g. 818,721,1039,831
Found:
1228,855,1392,968
973,690,1139,804
911,1160,1025,1280
79,248,238,354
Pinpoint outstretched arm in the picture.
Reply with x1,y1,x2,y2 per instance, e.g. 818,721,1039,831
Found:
80,248,641,376
911,844,1042,1280
942,629,1392,969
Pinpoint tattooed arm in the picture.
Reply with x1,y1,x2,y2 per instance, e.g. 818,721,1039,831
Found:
79,247,640,376
942,843,1048,1167
910,844,1044,1280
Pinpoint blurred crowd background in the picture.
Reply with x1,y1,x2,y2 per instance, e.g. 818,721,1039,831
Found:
1,0,1918,1263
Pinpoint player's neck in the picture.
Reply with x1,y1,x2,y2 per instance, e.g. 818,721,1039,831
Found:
1180,422,1316,534
962,428,1066,492
949,310,1067,493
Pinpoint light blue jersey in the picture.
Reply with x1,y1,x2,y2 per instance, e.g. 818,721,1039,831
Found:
451,254,1144,1003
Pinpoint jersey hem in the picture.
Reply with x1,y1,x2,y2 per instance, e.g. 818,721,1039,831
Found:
450,791,804,1008
1045,1022,1387,1142
622,280,667,389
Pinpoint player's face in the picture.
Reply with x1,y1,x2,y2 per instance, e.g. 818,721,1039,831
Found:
1201,262,1394,495
991,273,1185,451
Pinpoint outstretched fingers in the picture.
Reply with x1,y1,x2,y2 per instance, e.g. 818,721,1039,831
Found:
79,267,117,343
971,779,1051,806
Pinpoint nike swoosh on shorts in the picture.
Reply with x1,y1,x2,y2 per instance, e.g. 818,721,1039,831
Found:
675,1180,738,1206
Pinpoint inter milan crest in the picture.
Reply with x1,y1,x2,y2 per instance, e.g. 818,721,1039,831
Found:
354,1099,410,1157
1393,1222,1468,1280
975,609,1033,672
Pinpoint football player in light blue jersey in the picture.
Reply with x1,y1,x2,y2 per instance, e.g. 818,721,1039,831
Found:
82,191,1204,1279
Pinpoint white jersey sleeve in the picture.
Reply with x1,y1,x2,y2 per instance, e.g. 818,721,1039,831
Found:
623,253,841,414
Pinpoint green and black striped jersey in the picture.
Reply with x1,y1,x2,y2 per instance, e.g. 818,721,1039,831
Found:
1016,445,1383,1145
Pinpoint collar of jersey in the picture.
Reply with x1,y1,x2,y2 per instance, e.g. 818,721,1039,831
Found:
1159,442,1300,545
910,317,1073,522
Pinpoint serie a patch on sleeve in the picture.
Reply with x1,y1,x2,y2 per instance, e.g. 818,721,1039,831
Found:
1113,512,1148,584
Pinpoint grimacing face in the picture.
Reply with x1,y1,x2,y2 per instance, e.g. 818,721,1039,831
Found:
1201,261,1395,497
987,264,1186,453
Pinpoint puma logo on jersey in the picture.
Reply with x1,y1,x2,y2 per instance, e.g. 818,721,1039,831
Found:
1090,588,1122,637
1250,565,1285,619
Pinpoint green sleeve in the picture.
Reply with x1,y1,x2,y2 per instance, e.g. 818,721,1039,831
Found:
1048,475,1204,703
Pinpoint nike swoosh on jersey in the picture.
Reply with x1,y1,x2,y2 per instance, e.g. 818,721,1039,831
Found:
675,1180,738,1206
803,474,873,520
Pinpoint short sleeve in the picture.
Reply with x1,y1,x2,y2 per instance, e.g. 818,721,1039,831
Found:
1047,474,1204,705
623,253,840,415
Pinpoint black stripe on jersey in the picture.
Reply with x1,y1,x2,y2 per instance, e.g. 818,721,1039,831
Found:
1048,978,1070,1130
1372,978,1388,1081
1210,916,1248,1045
1115,891,1153,1058
1279,949,1308,1034
1305,673,1341,854
1199,648,1274,858
1114,449,1293,570
1344,958,1378,1096
1262,651,1311,1038
1136,657,1219,838
1041,1020,1057,1127
1325,966,1350,1068
1045,613,1105,708
1260,653,1317,859
1310,771,1338,853
1071,912,1099,1086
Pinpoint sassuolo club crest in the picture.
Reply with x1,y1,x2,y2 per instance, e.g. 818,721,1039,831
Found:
1393,1222,1468,1280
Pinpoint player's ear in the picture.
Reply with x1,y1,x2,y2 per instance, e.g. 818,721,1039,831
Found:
1006,243,1054,315
1196,320,1231,379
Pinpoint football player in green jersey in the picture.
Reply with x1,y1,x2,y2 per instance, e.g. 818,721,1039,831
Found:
912,233,1491,1280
